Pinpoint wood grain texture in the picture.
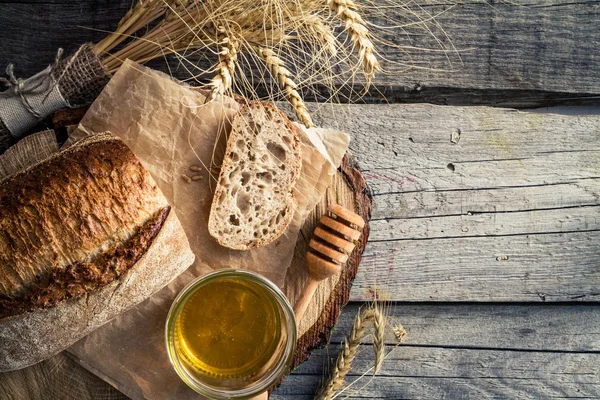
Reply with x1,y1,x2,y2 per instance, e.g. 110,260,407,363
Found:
275,360,600,399
322,303,600,351
5,303,600,399
1,1,600,107
294,103,600,302
272,302,600,399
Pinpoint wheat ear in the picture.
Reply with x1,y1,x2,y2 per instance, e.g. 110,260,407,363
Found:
210,36,239,98
317,310,372,400
328,0,380,85
304,14,338,56
257,47,314,128
372,304,386,374
317,307,386,400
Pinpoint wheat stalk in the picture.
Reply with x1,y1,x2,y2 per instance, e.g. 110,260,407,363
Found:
88,0,456,127
164,0,190,22
95,0,167,54
317,306,387,400
257,47,314,128
93,0,389,120
317,310,373,400
328,0,380,86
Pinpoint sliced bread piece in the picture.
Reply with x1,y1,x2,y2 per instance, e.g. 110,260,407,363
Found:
208,102,302,250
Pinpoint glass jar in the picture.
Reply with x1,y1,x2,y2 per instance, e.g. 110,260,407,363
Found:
165,269,296,399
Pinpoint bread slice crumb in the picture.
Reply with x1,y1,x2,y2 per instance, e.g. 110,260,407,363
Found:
208,102,302,250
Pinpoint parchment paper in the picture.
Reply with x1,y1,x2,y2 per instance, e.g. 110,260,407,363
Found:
66,60,349,400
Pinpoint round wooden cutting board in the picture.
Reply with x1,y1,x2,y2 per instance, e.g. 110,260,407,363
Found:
0,109,372,399
289,154,372,371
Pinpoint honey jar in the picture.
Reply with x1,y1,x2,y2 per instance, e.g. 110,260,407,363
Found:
165,269,296,399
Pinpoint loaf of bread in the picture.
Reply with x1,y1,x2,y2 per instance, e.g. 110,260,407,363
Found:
0,133,195,372
208,102,301,250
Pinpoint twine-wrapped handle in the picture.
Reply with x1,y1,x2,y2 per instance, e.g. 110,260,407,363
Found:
0,44,110,151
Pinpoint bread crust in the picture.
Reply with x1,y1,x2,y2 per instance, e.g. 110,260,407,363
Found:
0,134,168,299
208,102,301,250
0,207,171,319
0,211,194,372
0,134,195,371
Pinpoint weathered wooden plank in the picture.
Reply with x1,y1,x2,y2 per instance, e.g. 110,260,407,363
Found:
325,303,600,352
0,1,130,73
4,302,600,399
354,231,600,302
375,1,600,93
274,369,600,399
1,1,600,106
363,157,599,195
314,104,600,195
272,302,600,399
314,104,600,170
373,180,600,220
295,103,600,302
370,205,600,241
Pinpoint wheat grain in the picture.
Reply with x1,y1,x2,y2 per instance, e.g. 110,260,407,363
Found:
328,0,380,86
317,310,370,400
257,47,314,128
94,0,392,104
92,0,457,112
317,305,389,399
393,324,407,343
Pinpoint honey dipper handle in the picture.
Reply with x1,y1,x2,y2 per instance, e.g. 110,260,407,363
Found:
293,278,320,324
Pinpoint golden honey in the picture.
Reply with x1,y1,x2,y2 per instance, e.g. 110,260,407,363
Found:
174,277,281,380
166,270,296,399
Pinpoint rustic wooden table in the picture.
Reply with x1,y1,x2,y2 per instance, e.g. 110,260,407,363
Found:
1,1,599,399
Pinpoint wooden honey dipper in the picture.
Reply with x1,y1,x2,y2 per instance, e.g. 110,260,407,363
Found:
250,206,365,400
293,204,365,323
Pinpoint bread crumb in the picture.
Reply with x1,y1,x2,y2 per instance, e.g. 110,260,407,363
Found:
190,165,202,172
191,174,203,181
182,174,192,183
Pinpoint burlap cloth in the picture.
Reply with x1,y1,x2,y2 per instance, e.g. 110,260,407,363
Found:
0,44,109,151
